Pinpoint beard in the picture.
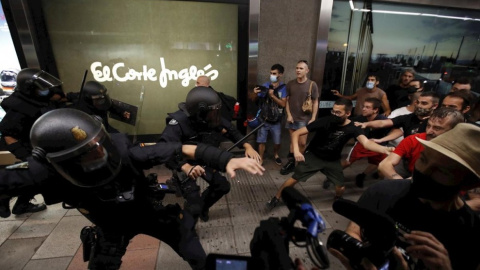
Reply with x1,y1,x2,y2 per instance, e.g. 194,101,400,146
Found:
414,107,433,117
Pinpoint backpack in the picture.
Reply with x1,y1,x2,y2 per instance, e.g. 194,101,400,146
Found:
259,84,285,123
217,92,241,121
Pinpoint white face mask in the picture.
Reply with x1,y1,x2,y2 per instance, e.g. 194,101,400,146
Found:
270,75,278,83
366,81,375,89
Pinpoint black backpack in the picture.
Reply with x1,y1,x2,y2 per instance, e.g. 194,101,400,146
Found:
259,84,285,123
217,92,240,122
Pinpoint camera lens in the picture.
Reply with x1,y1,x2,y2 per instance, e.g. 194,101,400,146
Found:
327,230,364,266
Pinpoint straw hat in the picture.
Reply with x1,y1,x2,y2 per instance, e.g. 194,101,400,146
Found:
416,123,480,178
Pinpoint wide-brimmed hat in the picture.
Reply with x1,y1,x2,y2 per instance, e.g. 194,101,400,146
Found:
416,123,480,178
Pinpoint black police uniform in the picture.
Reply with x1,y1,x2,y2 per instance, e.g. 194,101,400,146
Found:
66,92,125,133
0,132,234,269
0,91,56,159
159,106,245,220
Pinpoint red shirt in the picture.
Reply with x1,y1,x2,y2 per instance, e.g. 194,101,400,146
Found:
393,133,426,173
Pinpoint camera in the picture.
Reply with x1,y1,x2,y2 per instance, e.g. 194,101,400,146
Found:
255,85,270,93
327,199,417,269
206,187,330,269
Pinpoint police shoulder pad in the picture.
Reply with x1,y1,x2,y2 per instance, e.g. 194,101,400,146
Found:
168,119,179,125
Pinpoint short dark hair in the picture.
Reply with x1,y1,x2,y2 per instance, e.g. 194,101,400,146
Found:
271,64,284,74
335,98,353,113
366,74,379,82
420,91,440,105
444,91,471,110
364,97,382,111
410,79,424,88
297,60,309,68
430,107,464,128
455,77,471,85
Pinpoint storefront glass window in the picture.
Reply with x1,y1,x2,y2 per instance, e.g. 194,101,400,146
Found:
42,0,239,135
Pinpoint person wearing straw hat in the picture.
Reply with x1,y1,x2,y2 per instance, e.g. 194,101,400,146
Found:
330,123,480,270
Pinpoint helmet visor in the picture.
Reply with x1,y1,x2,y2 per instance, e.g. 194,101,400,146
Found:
48,133,121,187
205,103,222,128
32,70,63,90
91,93,113,111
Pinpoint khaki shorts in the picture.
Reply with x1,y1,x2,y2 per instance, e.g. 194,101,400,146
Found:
292,151,345,186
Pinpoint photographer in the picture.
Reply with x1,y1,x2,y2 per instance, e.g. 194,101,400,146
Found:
252,64,287,165
329,123,480,269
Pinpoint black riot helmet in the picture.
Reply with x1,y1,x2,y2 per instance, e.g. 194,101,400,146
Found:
82,81,112,111
30,108,122,188
185,86,222,128
15,68,62,97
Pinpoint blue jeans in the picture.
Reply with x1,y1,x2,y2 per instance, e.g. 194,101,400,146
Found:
285,120,307,130
256,121,282,144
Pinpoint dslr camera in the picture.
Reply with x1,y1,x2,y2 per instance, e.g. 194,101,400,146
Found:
206,187,330,269
327,199,417,270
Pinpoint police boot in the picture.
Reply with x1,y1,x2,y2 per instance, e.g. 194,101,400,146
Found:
0,198,11,218
12,195,47,215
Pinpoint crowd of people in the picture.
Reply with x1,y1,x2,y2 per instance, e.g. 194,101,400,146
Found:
0,64,479,269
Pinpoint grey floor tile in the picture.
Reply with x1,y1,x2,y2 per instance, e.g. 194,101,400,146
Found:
24,257,73,270
155,242,191,270
232,223,258,254
10,203,68,239
198,226,236,255
0,237,45,270
32,215,91,259
65,209,83,217
0,220,24,246
196,203,232,229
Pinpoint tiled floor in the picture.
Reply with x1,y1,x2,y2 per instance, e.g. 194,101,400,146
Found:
0,145,380,269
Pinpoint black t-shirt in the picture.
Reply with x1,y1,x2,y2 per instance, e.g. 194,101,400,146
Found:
385,84,410,110
306,116,364,161
391,113,427,137
357,180,480,270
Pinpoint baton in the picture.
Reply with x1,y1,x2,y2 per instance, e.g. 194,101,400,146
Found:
76,70,88,108
226,122,265,152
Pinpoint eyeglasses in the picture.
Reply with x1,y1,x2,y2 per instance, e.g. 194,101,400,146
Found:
331,110,343,116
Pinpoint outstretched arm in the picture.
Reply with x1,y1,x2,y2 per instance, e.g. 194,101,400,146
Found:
378,153,404,179
354,119,394,129
357,135,393,155
373,128,403,144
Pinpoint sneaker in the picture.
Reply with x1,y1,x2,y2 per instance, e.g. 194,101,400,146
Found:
322,179,332,189
0,198,11,218
355,173,366,188
266,196,279,211
274,157,282,166
280,160,295,175
12,201,47,215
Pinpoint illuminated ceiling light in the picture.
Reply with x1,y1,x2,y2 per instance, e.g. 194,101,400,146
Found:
349,1,479,21
371,10,421,16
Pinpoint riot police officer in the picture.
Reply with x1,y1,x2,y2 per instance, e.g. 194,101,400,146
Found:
0,108,264,269
66,81,131,133
0,68,62,217
159,86,261,222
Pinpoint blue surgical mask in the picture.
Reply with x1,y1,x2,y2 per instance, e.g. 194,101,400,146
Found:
270,75,278,83
38,89,50,96
366,81,375,89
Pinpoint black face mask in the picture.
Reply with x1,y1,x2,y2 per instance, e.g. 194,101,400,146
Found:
410,169,461,201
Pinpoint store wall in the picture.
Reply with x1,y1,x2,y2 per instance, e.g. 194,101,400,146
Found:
255,0,320,85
